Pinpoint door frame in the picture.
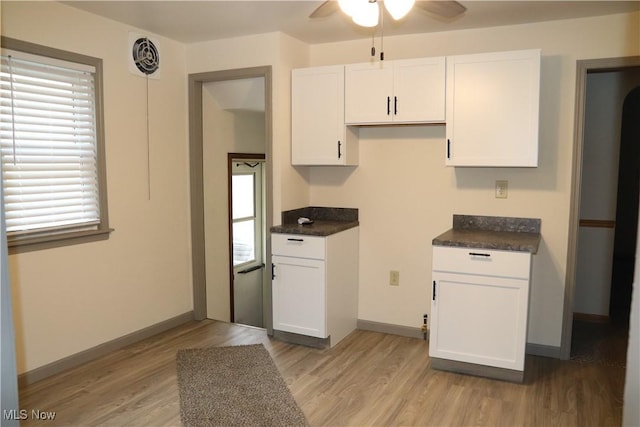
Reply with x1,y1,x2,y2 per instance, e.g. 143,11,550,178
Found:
188,66,273,333
563,56,640,359
228,153,266,323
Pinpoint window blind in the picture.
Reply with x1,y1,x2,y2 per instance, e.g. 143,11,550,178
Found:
0,53,100,235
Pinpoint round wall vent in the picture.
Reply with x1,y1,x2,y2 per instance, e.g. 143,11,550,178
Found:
132,37,160,76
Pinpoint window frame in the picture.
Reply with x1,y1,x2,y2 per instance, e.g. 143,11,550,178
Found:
1,37,111,253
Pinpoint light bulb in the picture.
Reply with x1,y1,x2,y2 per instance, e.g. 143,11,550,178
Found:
384,0,415,20
352,0,379,27
338,0,358,17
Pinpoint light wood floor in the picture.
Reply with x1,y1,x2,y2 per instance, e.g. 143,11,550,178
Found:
18,320,625,426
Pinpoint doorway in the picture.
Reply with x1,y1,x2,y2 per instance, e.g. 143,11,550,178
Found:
610,85,640,322
188,66,273,334
564,57,640,360
229,155,266,328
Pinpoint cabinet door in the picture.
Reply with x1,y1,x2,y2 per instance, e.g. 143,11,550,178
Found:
291,65,347,165
429,272,529,371
345,61,394,124
272,255,326,338
393,57,446,123
346,58,446,124
446,49,540,167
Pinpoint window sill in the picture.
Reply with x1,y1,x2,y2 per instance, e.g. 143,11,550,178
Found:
8,228,114,255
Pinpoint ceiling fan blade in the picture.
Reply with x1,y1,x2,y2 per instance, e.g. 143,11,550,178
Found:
309,1,340,19
416,1,467,19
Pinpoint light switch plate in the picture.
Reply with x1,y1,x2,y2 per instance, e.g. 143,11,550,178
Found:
390,270,400,286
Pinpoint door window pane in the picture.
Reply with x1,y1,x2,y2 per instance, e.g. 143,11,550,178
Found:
233,219,255,265
232,174,254,220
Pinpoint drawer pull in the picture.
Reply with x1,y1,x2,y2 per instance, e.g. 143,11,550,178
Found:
287,238,304,242
469,252,491,257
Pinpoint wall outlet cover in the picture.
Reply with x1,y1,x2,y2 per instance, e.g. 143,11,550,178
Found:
495,180,508,199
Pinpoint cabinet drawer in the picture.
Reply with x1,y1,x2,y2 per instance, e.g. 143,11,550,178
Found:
272,233,326,259
432,246,530,279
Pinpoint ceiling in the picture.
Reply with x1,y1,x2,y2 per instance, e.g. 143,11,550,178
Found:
204,78,266,112
61,1,639,45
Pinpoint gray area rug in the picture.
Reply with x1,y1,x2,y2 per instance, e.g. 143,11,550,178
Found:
176,344,307,426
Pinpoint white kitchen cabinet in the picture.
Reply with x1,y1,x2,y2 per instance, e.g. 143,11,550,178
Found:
291,65,358,166
429,246,532,381
272,227,358,347
445,49,540,167
345,57,446,125
272,254,326,337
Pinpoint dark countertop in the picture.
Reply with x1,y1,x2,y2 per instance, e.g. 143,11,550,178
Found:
433,214,541,254
271,220,359,237
271,206,359,237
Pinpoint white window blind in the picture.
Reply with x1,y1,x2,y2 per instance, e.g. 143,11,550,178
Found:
0,52,100,236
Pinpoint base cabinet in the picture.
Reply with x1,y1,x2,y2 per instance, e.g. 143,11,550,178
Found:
272,228,358,347
272,255,326,337
430,246,532,379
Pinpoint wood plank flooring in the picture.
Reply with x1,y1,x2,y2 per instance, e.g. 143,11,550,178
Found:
18,320,625,426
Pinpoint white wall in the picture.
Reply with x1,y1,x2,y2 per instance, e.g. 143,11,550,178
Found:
308,12,640,347
2,2,192,373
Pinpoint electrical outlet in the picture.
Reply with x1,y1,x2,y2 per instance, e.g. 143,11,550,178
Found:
495,180,508,199
390,270,400,286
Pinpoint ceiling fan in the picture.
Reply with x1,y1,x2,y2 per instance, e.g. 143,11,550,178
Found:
310,0,467,27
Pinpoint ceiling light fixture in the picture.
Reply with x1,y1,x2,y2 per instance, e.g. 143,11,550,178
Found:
353,1,380,27
338,0,415,27
384,0,415,20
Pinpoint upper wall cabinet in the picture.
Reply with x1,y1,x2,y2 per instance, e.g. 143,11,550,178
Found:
445,49,541,167
345,57,446,125
292,65,358,166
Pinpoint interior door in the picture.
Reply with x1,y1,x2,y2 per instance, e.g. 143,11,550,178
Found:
231,159,265,327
